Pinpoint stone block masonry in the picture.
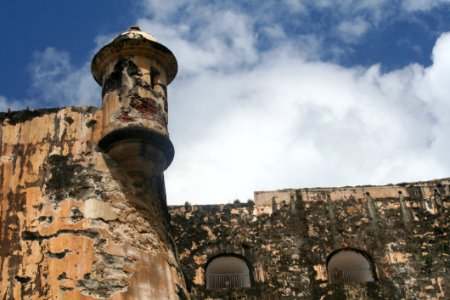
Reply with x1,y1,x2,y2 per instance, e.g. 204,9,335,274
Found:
169,179,449,299
0,107,187,299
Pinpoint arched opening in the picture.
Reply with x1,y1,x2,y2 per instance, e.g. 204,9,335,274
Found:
327,249,376,284
205,255,251,289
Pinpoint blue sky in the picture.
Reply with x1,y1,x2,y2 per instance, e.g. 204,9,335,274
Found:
1,0,450,204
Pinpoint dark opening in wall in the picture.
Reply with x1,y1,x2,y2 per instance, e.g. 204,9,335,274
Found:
205,255,251,289
327,248,376,284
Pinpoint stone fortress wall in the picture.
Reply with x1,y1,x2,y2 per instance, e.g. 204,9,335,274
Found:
169,179,449,299
1,26,448,300
0,26,189,300
0,107,187,299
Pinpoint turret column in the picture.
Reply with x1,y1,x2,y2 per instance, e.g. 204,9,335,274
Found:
91,26,177,183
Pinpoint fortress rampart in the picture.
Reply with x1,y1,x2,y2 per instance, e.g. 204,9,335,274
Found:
170,179,449,299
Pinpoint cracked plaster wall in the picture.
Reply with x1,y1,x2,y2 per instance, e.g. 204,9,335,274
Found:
0,107,187,299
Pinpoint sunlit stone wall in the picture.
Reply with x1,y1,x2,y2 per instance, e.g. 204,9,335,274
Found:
170,179,449,299
0,107,188,299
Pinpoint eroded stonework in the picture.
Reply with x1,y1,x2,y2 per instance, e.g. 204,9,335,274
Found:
1,27,448,300
0,107,187,299
0,26,188,300
169,180,449,299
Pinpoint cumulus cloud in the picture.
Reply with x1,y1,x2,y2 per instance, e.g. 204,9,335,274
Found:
0,96,6,111
402,0,450,11
4,0,449,205
161,32,450,204
140,0,186,20
0,95,12,112
337,17,371,41
136,5,258,75
0,95,27,112
27,47,100,108
283,0,307,13
137,0,450,63
90,0,448,204
131,1,450,204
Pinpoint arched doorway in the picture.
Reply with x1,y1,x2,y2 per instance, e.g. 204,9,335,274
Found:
327,249,376,284
205,255,251,289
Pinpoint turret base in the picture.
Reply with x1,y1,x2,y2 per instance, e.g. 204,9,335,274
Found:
98,126,174,178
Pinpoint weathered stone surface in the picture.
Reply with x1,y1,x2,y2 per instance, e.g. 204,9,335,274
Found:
0,107,187,299
169,179,449,299
1,26,448,300
1,26,188,300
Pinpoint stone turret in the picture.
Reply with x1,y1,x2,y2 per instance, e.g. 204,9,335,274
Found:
0,28,188,299
92,26,177,182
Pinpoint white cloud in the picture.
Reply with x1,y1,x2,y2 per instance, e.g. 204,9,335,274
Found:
5,0,449,206
0,95,29,112
126,0,450,204
262,25,287,40
0,96,6,111
162,32,450,204
27,47,100,108
135,0,450,60
402,0,450,11
140,0,186,20
302,0,391,22
136,7,258,75
283,0,307,13
337,17,371,41
0,95,12,112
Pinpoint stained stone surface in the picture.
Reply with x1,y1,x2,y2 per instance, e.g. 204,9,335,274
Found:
0,107,187,299
169,180,449,299
0,106,448,300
